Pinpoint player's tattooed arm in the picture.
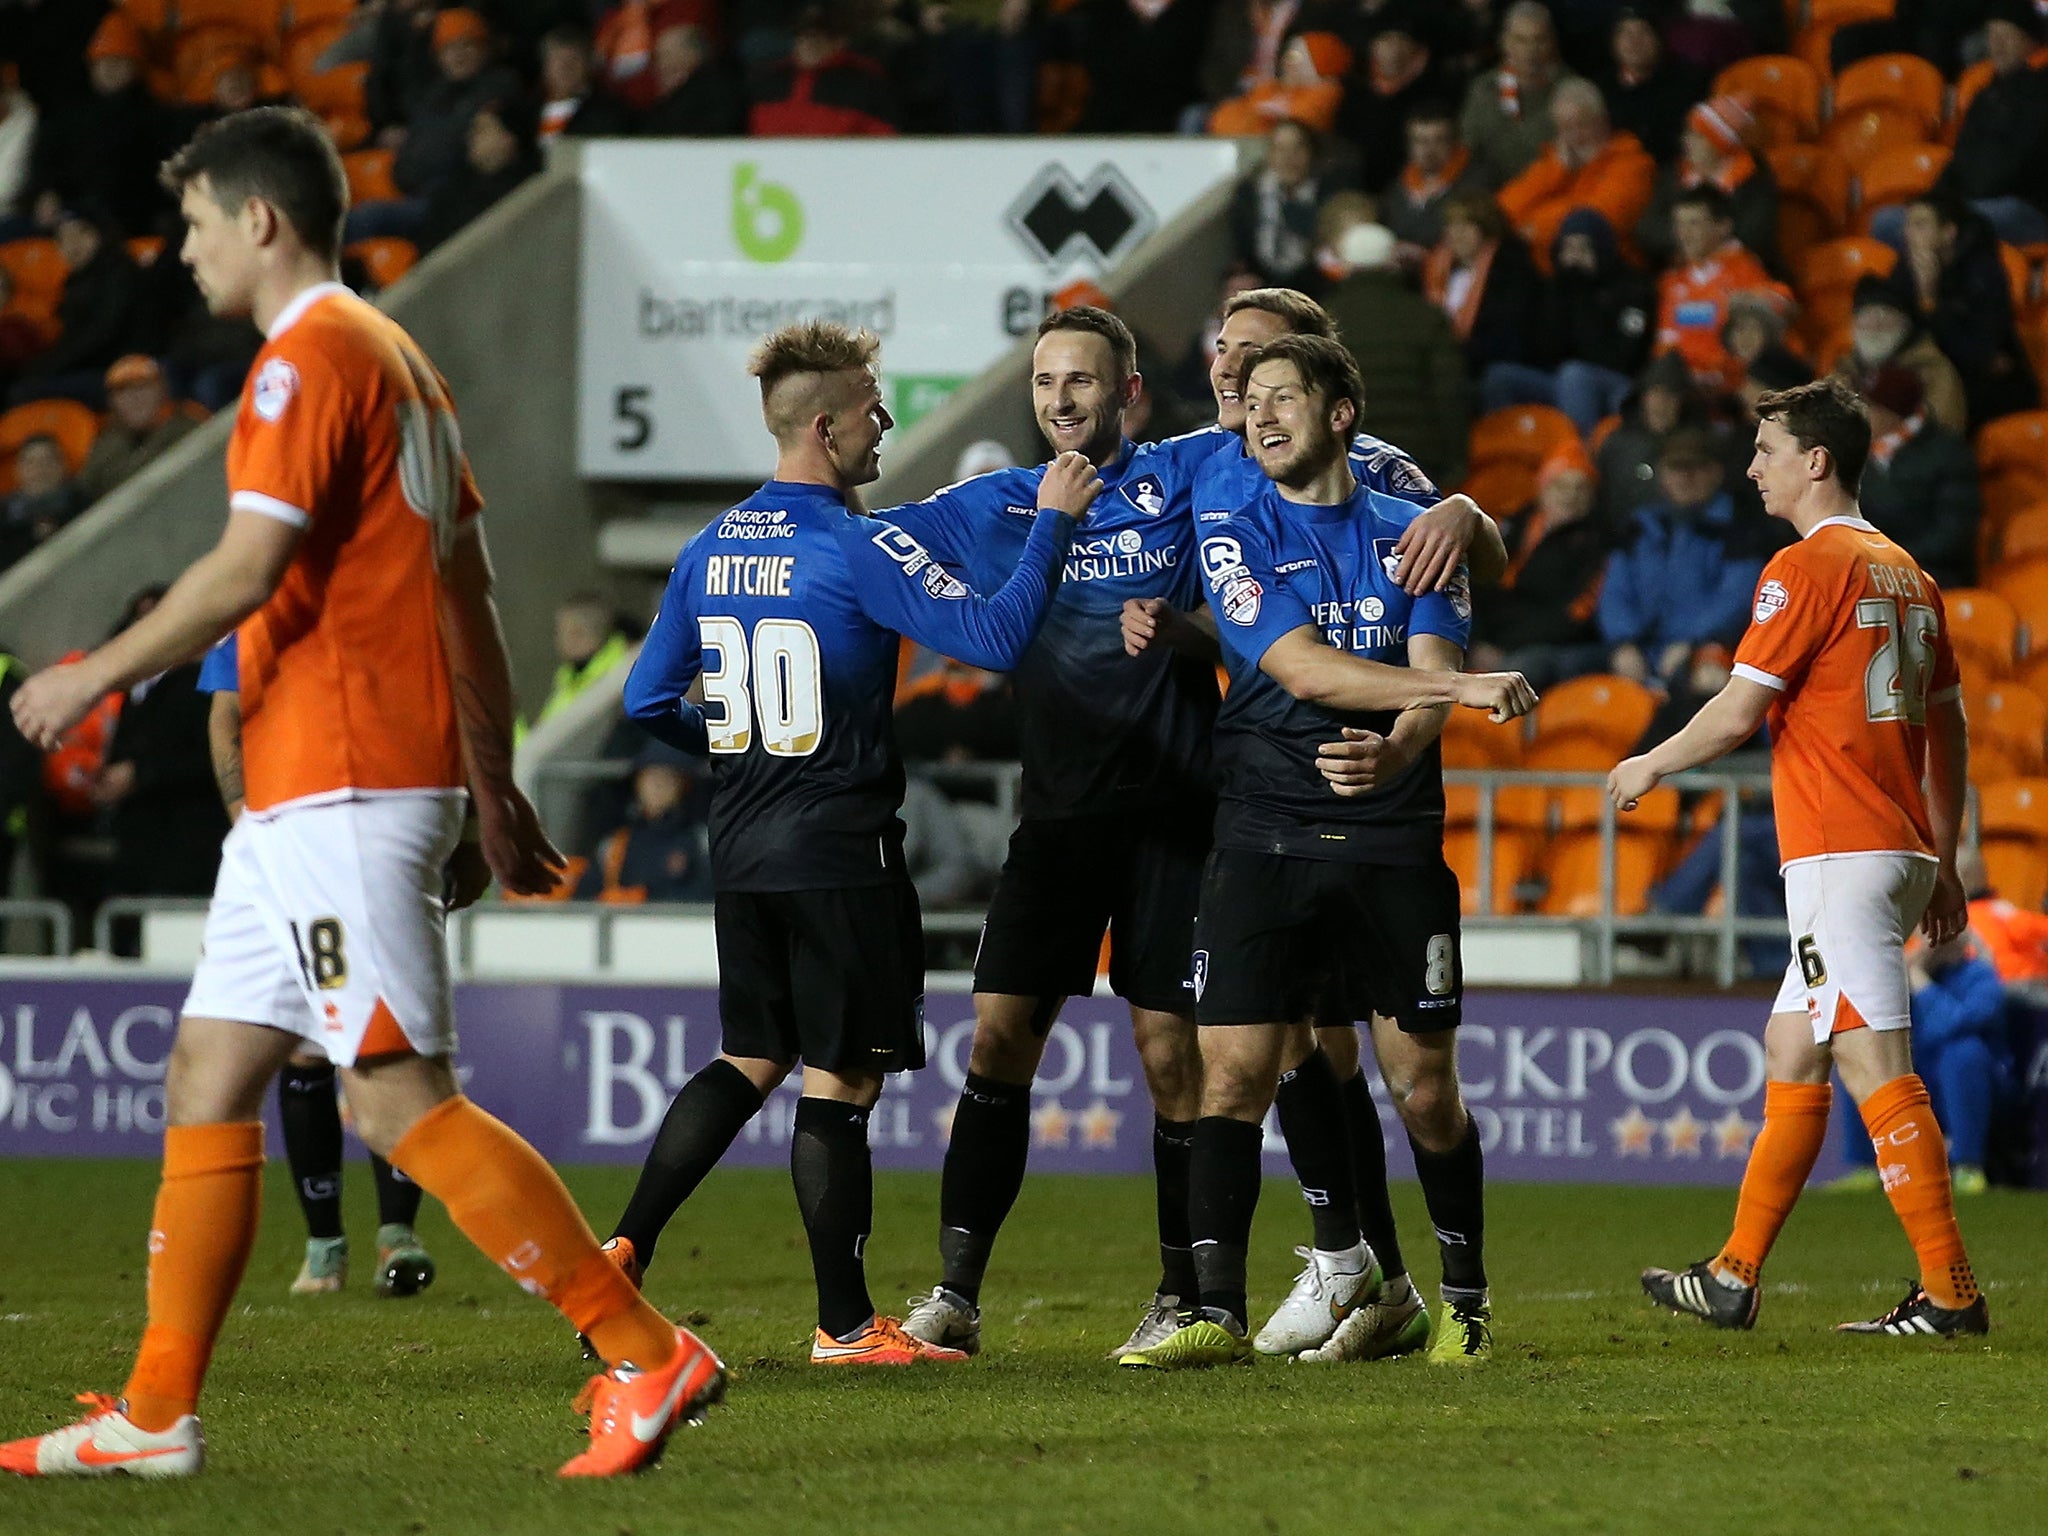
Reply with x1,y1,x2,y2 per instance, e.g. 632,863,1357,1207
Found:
1314,633,1461,797
437,520,566,896
1922,694,1970,944
1608,674,1775,811
207,690,244,821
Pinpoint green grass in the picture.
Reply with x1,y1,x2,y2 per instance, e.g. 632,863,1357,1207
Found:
1,1160,2042,1536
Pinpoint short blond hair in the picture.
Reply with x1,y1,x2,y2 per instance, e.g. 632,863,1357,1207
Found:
749,320,881,439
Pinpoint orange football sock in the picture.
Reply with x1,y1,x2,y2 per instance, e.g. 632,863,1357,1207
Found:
123,1122,266,1432
1712,1080,1830,1288
1859,1074,1978,1310
390,1096,676,1368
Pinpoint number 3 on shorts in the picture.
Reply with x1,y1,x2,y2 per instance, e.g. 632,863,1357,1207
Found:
292,917,348,991
1797,933,1826,990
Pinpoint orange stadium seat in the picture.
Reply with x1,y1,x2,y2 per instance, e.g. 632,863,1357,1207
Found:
1537,830,1667,917
1557,779,1680,835
1530,674,1658,754
1445,828,1540,915
1768,143,1852,269
1713,56,1822,145
1831,53,1946,139
1983,842,2048,910
1457,461,1536,520
1440,707,1525,769
346,237,418,291
342,147,400,205
1794,0,1901,78
2014,648,2048,702
171,23,268,106
286,0,362,23
0,238,67,316
1971,685,2048,777
175,0,287,30
287,19,368,117
0,400,102,495
1821,104,1929,174
2002,242,2037,316
1468,405,1580,473
1979,778,2048,841
1855,144,1949,232
1945,589,2021,672
2000,507,2048,568
1798,236,1895,344
1975,412,2048,541
120,0,173,35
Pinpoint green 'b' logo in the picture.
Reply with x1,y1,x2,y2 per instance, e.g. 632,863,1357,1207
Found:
732,164,803,263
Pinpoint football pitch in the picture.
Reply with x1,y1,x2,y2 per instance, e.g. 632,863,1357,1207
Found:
1,1161,2041,1536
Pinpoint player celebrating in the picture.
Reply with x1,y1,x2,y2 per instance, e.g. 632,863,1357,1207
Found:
1127,288,1500,1364
610,320,1101,1366
2,108,721,1481
1613,379,1988,1337
197,633,444,1300
1121,336,1535,1369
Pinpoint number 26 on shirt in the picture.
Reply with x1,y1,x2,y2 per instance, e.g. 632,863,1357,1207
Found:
1857,599,1938,725
698,616,824,756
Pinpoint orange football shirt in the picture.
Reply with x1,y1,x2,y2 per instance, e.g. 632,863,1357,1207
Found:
1731,515,1960,867
226,283,482,814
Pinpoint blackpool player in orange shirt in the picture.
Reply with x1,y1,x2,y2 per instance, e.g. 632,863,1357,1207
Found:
1608,378,1986,1338
2,108,722,1480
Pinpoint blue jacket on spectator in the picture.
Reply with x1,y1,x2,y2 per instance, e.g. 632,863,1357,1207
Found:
1911,952,2008,1054
1597,491,1765,651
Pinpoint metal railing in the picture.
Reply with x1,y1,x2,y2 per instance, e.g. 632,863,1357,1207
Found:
0,898,73,957
93,897,208,957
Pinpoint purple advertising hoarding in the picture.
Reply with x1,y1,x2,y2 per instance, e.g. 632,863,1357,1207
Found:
0,975,1901,1185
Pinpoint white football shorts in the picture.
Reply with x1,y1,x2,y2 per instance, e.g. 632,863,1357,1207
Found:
183,793,465,1066
1771,851,1939,1044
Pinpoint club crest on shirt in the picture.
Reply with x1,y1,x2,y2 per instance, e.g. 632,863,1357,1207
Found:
1374,537,1403,583
1123,474,1166,516
922,564,968,600
1754,579,1789,623
253,358,299,422
1190,949,1208,999
1221,574,1263,625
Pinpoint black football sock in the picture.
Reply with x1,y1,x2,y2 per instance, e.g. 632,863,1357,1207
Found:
1339,1070,1406,1280
791,1096,877,1340
1410,1115,1487,1298
1153,1116,1198,1301
1189,1115,1265,1330
369,1153,423,1230
611,1058,765,1271
937,1071,1032,1305
1274,1050,1363,1254
278,1060,344,1241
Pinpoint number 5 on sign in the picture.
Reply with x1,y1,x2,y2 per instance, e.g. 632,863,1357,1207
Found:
698,616,824,756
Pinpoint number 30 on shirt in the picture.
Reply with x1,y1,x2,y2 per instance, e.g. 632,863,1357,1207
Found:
698,616,824,756
1857,599,1938,725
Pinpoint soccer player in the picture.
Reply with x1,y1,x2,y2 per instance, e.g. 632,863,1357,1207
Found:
1129,286,1501,1364
1,108,721,1481
610,319,1102,1366
1120,335,1536,1370
1613,378,1989,1337
197,633,442,1300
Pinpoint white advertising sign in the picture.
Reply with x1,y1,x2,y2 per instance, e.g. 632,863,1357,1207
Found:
577,139,1240,480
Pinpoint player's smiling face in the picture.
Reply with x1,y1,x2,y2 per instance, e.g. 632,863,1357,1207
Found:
179,177,258,319
825,366,891,487
1211,307,1290,434
1031,329,1129,465
1245,359,1348,487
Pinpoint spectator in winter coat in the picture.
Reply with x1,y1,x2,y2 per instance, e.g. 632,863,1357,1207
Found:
417,96,540,255
1598,428,1768,688
575,740,713,904
1496,79,1656,273
1469,439,1611,688
76,357,199,506
1336,13,1452,191
1459,1,1583,185
638,22,747,134
749,6,898,135
597,0,724,111
392,10,523,201
1228,119,1326,289
1596,350,1696,528
1880,192,2039,426
1425,192,1546,378
1829,275,1969,436
1073,0,1218,134
1636,94,1781,275
1481,209,1655,433
1854,365,1981,590
538,24,637,140
1326,222,1471,485
1930,3,2048,247
0,434,80,568
11,206,145,408
100,647,229,902
1210,31,1349,136
1653,183,1790,392
1601,5,1705,164
25,13,178,247
1382,104,1490,267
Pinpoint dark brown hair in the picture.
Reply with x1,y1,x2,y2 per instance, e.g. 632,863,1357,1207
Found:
1239,333,1364,423
1221,286,1339,340
160,106,348,262
1035,305,1136,381
1755,377,1871,495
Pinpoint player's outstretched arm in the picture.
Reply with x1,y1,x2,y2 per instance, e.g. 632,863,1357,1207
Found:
1261,629,1535,718
1393,495,1506,592
11,510,298,750
851,452,1098,669
437,520,566,897
1608,674,1775,811
1922,694,1970,943
1315,632,1463,796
